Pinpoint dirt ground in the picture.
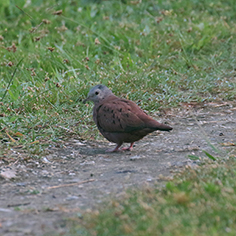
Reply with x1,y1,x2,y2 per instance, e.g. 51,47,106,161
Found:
0,102,236,236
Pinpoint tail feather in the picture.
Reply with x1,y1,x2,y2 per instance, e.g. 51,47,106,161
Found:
146,119,173,131
155,123,172,131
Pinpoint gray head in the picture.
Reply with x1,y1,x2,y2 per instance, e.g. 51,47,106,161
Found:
83,84,113,104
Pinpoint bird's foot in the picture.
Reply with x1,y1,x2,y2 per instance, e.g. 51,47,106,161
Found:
121,147,133,151
105,148,122,153
105,143,134,152
121,142,134,151
105,144,122,153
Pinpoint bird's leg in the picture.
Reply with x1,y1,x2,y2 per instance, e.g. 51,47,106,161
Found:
122,142,134,151
105,144,122,153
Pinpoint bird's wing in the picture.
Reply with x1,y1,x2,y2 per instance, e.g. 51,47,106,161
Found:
96,99,146,133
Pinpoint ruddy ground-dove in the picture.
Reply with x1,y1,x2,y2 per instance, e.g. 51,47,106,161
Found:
83,84,172,152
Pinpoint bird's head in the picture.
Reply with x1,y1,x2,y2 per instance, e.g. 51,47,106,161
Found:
83,84,113,104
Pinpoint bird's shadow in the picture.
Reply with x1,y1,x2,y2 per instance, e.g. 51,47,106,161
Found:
74,145,127,156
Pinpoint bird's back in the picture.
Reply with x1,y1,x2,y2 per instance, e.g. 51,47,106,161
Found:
93,95,172,134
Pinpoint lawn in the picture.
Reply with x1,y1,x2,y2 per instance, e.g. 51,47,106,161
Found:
0,0,236,235
1,0,235,153
70,158,236,236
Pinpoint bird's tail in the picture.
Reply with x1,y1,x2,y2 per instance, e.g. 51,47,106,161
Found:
147,120,173,131
155,123,172,131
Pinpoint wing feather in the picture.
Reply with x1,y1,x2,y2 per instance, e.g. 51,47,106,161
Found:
96,99,145,133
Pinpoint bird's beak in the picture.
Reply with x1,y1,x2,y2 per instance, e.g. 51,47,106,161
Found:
83,97,89,104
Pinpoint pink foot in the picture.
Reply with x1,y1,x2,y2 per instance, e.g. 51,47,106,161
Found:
105,148,122,153
121,147,133,151
122,142,134,151
105,144,122,153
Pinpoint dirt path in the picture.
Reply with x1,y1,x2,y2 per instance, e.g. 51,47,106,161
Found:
0,104,236,236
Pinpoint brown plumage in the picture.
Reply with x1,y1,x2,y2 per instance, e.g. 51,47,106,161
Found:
83,84,172,152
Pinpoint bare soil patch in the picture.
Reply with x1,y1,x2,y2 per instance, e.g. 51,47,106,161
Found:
0,103,236,236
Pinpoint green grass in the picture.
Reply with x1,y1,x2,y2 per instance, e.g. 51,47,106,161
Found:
67,157,236,236
0,0,236,154
1,1,236,235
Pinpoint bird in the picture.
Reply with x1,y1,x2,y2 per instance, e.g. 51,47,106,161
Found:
83,84,172,152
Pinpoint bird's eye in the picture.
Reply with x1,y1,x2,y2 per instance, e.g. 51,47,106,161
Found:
95,91,99,95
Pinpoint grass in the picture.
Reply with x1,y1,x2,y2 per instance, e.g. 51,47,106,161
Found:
1,0,236,235
67,157,236,236
0,0,236,155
